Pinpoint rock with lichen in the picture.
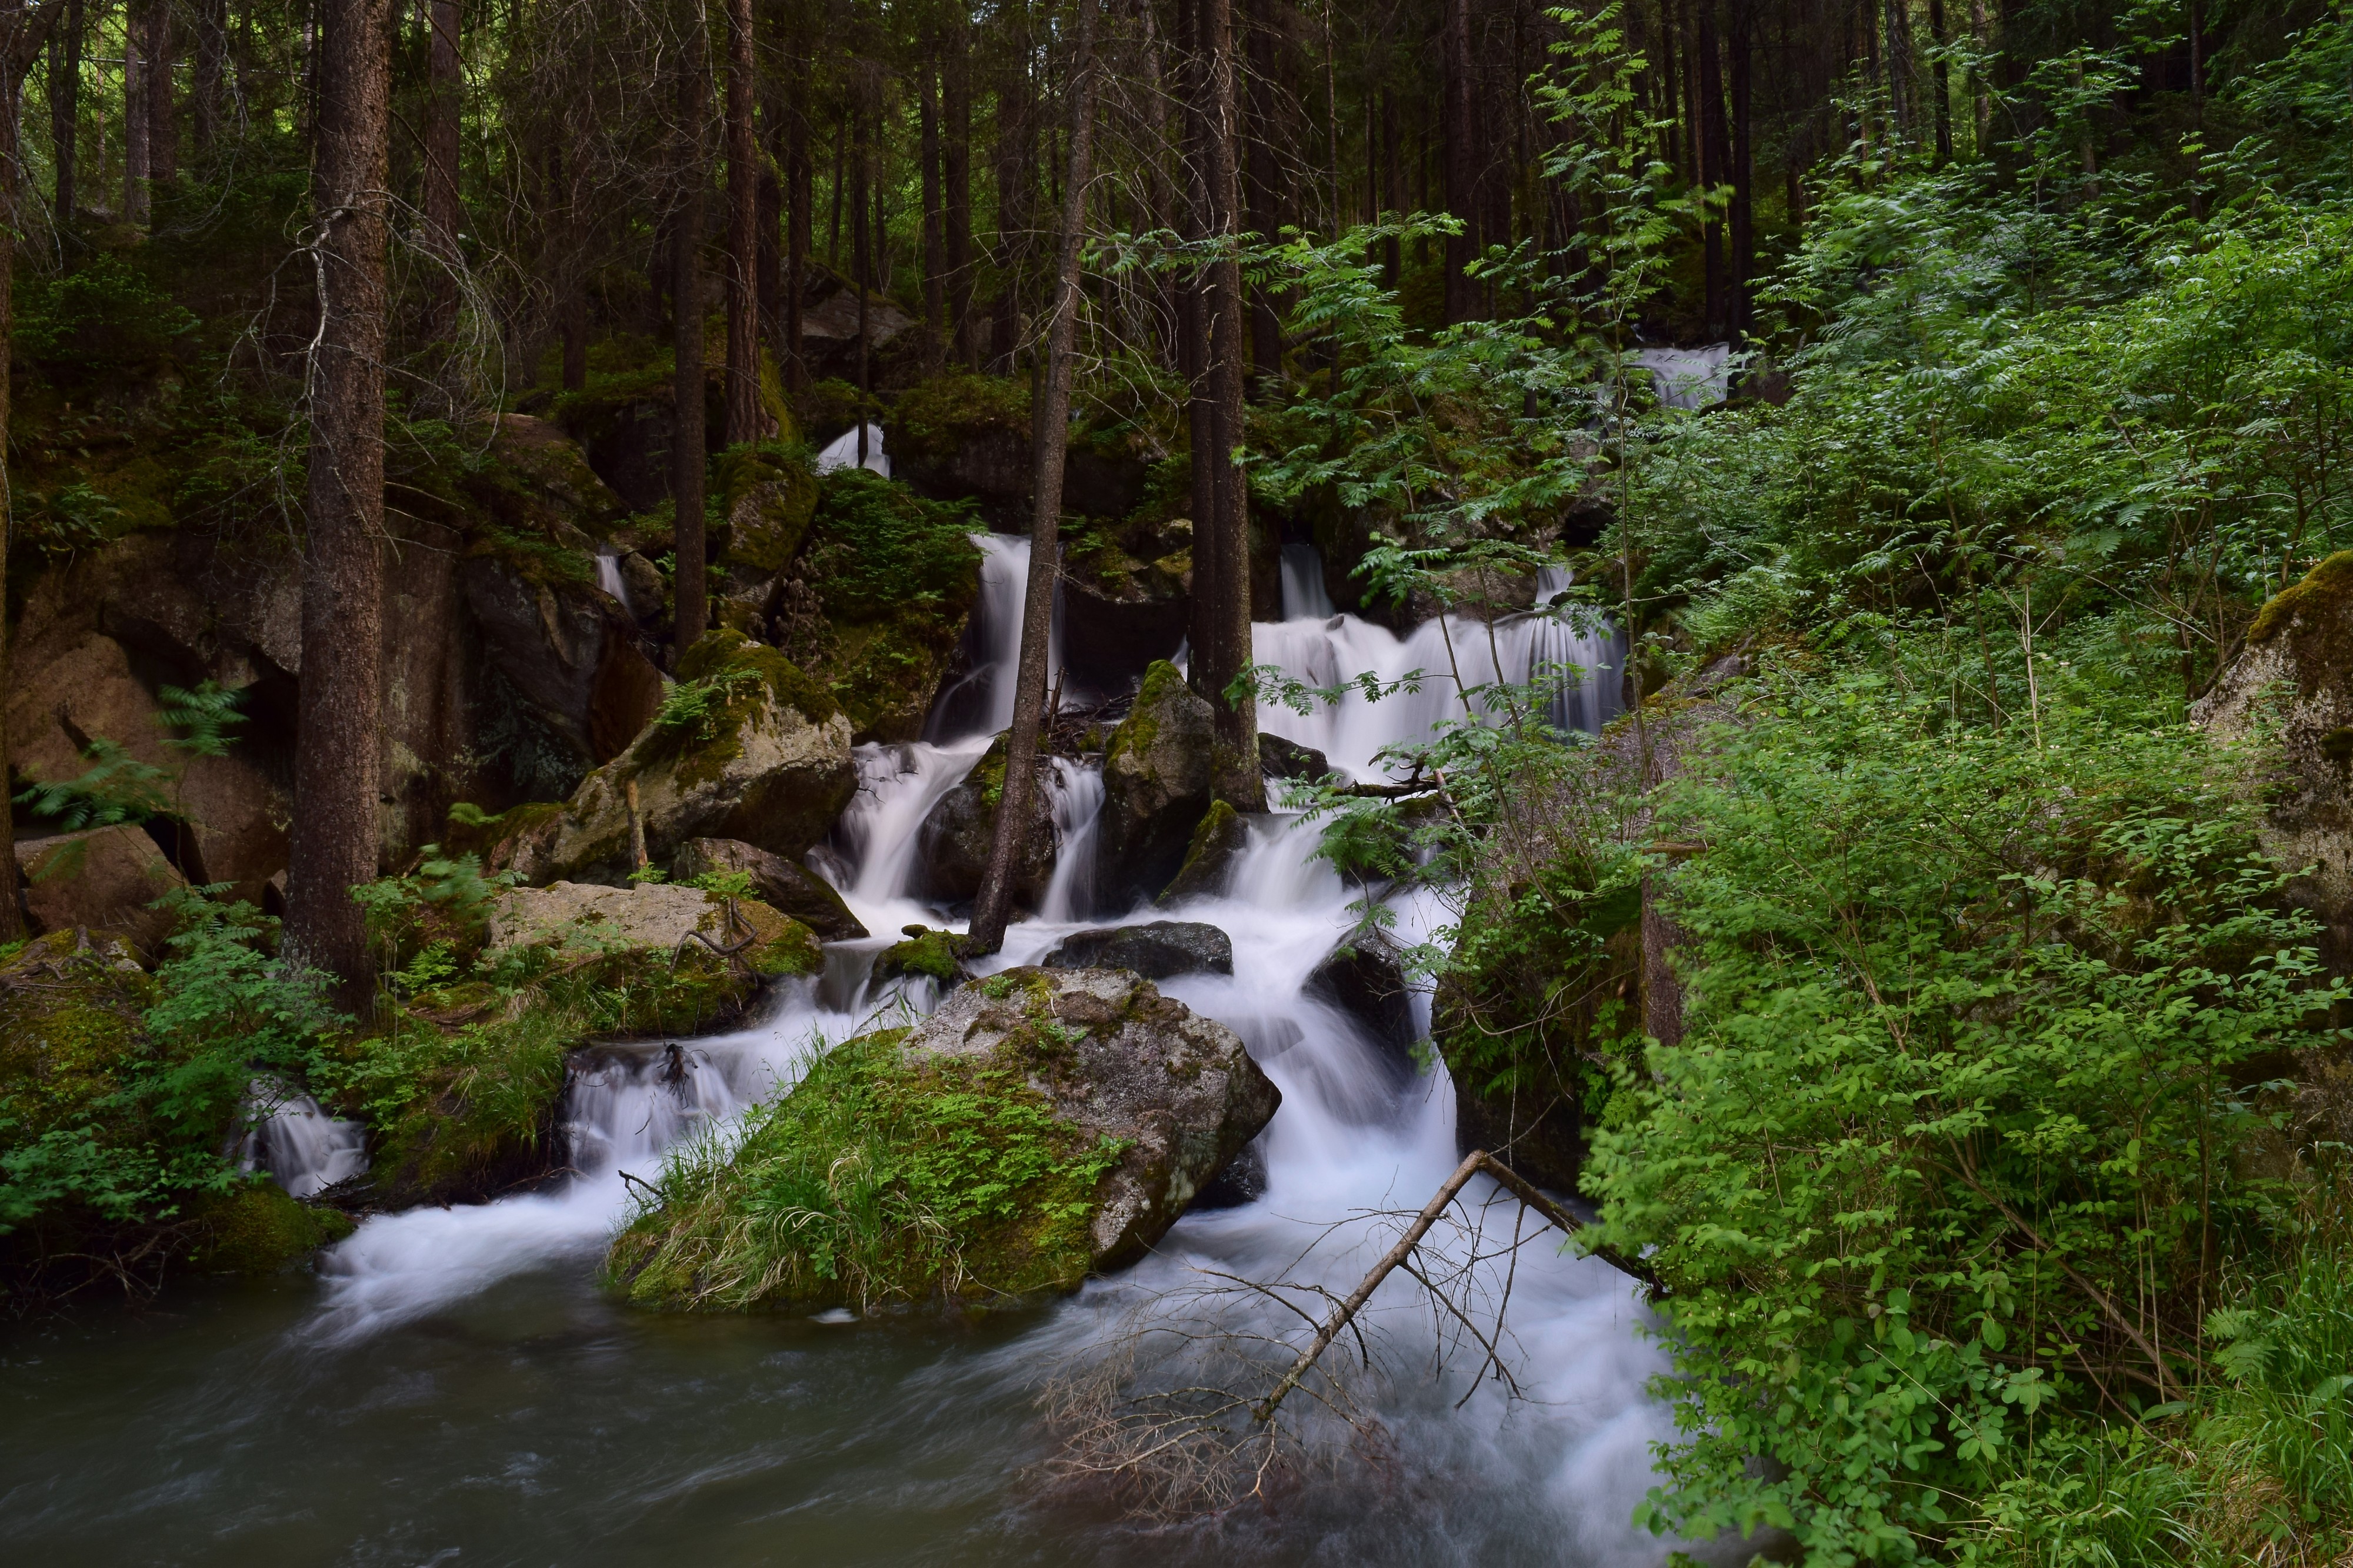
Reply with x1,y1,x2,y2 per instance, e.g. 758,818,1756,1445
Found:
1096,660,1261,906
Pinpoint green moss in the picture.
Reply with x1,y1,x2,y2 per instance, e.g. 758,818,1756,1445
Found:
676,628,841,723
1105,659,1187,774
604,1025,1125,1311
0,932,153,1144
184,1182,355,1275
876,929,966,984
713,440,819,573
889,372,1031,465
2249,550,2353,643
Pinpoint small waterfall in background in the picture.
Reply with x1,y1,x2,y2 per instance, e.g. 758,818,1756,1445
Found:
1632,344,1732,410
241,1089,369,1200
1037,757,1104,923
592,546,634,616
1279,539,1335,620
813,422,892,477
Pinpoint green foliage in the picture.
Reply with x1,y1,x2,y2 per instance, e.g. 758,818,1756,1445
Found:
14,256,199,371
652,663,762,743
799,468,981,622
607,1026,1125,1311
11,682,248,837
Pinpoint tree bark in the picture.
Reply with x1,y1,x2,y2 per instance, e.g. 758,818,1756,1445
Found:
192,0,225,156
918,51,944,374
0,0,74,943
1728,0,1752,338
941,24,972,365
1928,0,1953,163
421,0,461,339
755,34,784,388
1241,0,1281,387
1198,0,1261,805
124,0,149,225
1697,0,1727,338
46,0,74,225
785,51,809,391
722,0,759,446
285,0,394,1001
1438,0,1479,323
965,0,1102,957
144,0,174,188
1178,0,1218,686
671,0,711,652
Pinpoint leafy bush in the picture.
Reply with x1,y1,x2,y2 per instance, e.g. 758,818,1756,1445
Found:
14,256,198,372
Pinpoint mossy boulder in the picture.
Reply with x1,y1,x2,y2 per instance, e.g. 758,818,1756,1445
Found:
487,880,823,1022
2197,550,2353,974
1059,516,1193,691
874,926,970,986
1097,660,1225,906
184,1182,357,1275
603,966,1279,1310
19,826,187,959
673,836,866,939
489,412,628,533
515,630,856,885
1156,799,1250,904
715,442,819,575
0,929,152,1147
916,731,1056,906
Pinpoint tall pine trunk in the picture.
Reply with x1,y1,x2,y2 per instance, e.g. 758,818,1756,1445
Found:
672,1,711,651
918,51,944,373
965,0,1102,955
46,0,74,225
1728,0,1752,338
421,0,461,340
785,52,809,391
286,0,394,999
1439,0,1478,323
723,0,760,446
144,0,174,188
1198,0,1261,805
941,28,971,365
124,0,148,224
192,0,225,156
0,0,72,943
1697,0,1727,338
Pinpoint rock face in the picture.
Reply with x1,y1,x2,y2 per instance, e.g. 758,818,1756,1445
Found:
2196,551,2353,972
1096,661,1221,906
486,881,821,1030
461,556,666,773
18,828,188,958
1043,921,1235,979
905,968,1279,1267
1306,938,1420,1083
917,732,1057,906
515,632,856,886
672,837,866,939
1060,518,1193,693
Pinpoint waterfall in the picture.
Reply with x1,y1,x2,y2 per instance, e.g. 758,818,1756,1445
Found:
1036,757,1105,923
813,422,892,477
241,1088,368,1200
925,535,1033,741
1280,540,1336,620
592,546,633,616
1633,344,1731,410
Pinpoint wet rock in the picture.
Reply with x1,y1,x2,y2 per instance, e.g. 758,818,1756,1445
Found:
619,552,666,616
1042,920,1234,980
874,926,969,986
1156,801,1249,905
487,880,821,1027
1096,661,1223,905
461,555,666,773
514,631,856,886
19,827,187,959
1258,732,1330,783
917,732,1056,906
1186,1139,1267,1212
673,836,866,939
2197,551,2353,974
1306,937,1420,1080
906,967,1279,1267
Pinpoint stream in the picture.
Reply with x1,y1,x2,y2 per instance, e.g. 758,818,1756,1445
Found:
0,538,1707,1567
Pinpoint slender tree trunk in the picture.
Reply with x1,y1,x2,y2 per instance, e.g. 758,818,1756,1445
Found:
756,64,784,392
1967,0,1990,152
46,0,74,225
966,0,1102,956
421,0,461,339
124,0,148,224
672,1,711,652
1927,0,1952,162
1697,0,1727,338
826,111,842,265
1438,0,1478,323
192,0,225,156
1178,0,1218,685
722,0,759,445
1728,0,1752,338
0,0,75,942
144,0,173,189
852,93,869,464
286,0,393,1002
941,28,972,366
785,53,809,391
919,51,944,374
1241,0,1281,387
560,82,588,390
1198,0,1261,805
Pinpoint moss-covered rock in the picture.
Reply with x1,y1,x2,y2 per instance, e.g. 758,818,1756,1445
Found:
715,442,820,575
487,880,822,1025
603,966,1278,1311
515,630,856,885
916,731,1057,906
1059,515,1193,690
0,929,152,1146
1097,660,1224,905
1156,799,1249,904
874,926,969,986
672,836,866,939
183,1182,357,1275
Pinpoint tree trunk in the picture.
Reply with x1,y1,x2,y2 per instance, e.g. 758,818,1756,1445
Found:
722,0,759,446
46,0,74,225
672,1,710,652
1178,0,1218,687
421,0,461,339
1728,0,1752,338
918,52,943,374
1968,0,1991,152
1438,0,1478,323
124,0,148,224
941,26,972,365
785,54,809,391
1241,0,1281,388
1928,0,1952,163
0,0,75,943
852,93,869,464
1198,0,1261,805
1697,0,1727,338
285,0,394,1001
966,0,1102,956
144,0,173,189
756,42,784,387
192,0,225,156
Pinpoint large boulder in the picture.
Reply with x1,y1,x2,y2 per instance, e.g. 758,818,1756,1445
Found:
514,632,856,886
606,965,1279,1309
19,827,187,958
1042,921,1234,980
461,555,666,773
2197,551,2353,972
485,881,821,1032
1097,660,1261,905
1059,518,1193,695
672,836,866,939
917,732,1056,906
1157,799,1250,904
1306,937,1420,1082
490,413,628,531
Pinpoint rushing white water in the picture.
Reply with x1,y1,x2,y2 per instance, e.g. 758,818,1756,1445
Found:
1634,343,1731,410
1279,539,1335,620
814,421,893,476
926,534,1044,741
592,546,634,616
241,1089,369,1200
299,526,1697,1561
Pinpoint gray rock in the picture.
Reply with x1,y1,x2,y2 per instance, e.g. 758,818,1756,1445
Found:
1097,661,1224,904
1059,519,1192,692
1306,936,1420,1081
673,837,867,939
916,732,1056,906
906,967,1279,1266
1157,800,1249,904
19,826,187,960
1043,920,1234,979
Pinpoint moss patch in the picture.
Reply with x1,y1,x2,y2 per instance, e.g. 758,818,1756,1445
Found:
2249,550,2353,644
876,928,966,984
604,1022,1126,1312
184,1182,356,1275
1105,658,1188,776
889,372,1031,466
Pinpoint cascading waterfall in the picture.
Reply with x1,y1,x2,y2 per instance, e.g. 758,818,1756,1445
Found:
1279,539,1335,621
592,545,634,616
814,422,893,477
17,536,1698,1566
241,1089,369,1200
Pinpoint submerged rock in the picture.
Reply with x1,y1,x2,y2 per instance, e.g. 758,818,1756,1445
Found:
1043,920,1234,980
605,966,1279,1310
515,630,856,886
672,836,866,939
916,732,1056,906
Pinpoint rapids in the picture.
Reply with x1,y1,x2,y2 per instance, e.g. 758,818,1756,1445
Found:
0,537,1710,1567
